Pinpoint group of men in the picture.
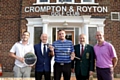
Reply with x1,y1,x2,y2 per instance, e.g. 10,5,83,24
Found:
9,30,118,80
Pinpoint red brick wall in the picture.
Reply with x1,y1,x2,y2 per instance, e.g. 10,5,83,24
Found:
0,0,21,71
104,1,120,74
0,0,120,74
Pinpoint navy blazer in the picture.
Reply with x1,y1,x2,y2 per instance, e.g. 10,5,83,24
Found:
34,42,52,72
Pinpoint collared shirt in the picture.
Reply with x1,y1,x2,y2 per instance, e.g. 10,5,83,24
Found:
94,41,117,68
10,41,34,68
53,40,74,63
41,42,47,55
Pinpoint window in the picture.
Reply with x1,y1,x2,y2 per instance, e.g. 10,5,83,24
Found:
34,27,43,45
75,28,79,45
88,27,97,46
59,0,72,2
36,0,49,3
111,12,120,21
81,0,94,3
83,0,91,2
57,0,74,3
40,0,48,2
52,28,56,42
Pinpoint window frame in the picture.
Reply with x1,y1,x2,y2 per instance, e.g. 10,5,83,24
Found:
36,0,50,4
111,12,120,21
81,0,95,4
33,0,98,5
56,0,74,4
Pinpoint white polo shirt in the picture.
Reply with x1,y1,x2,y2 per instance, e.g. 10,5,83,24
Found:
10,41,34,67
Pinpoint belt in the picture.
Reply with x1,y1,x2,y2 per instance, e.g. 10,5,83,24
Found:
55,62,71,66
96,67,112,70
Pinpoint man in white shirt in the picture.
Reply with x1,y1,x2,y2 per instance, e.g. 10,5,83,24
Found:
9,31,34,77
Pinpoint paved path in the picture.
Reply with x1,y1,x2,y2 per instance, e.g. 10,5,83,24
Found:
1,72,120,80
61,77,120,80
0,77,120,80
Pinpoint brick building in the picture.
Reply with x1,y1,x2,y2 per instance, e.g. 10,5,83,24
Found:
0,0,120,76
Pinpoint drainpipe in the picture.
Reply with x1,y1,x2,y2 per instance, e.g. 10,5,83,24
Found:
18,0,23,41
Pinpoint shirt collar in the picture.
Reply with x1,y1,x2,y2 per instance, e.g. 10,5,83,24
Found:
19,40,29,45
58,39,67,42
80,44,85,47
97,41,106,46
41,42,47,45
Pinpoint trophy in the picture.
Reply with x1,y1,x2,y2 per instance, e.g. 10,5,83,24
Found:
24,52,37,66
46,43,81,60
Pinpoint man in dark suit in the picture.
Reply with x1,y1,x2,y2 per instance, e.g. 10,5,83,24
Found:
34,33,53,80
71,34,95,80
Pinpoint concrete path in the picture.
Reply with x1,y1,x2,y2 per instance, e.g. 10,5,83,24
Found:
1,72,120,80
0,77,120,80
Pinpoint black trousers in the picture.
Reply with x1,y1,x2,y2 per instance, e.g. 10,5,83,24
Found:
96,67,113,80
54,62,71,80
75,74,89,80
75,66,89,80
35,71,51,80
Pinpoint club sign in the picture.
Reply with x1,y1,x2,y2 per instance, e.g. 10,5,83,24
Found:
25,6,108,16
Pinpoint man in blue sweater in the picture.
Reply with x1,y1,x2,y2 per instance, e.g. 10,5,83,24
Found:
50,30,75,80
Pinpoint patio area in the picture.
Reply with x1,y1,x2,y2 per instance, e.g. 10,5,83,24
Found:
0,77,120,80
0,72,120,80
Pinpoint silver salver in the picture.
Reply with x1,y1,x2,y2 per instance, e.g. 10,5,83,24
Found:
24,52,37,66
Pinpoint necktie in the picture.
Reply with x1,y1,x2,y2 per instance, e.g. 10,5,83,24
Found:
81,45,84,56
43,44,46,56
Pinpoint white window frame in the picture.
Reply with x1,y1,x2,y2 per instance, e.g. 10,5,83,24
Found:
81,0,95,4
36,0,50,4
111,12,120,21
33,0,98,5
56,0,74,4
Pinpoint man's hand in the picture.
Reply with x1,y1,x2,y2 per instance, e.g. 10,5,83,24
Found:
48,45,54,56
49,45,54,52
9,52,24,63
89,71,94,76
71,68,75,73
71,52,75,60
17,57,24,63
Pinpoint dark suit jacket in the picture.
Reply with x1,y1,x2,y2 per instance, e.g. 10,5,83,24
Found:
34,42,52,72
71,44,95,76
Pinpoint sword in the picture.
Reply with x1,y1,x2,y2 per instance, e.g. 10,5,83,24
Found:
54,48,81,60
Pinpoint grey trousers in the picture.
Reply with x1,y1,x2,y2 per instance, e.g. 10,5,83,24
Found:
13,65,31,78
